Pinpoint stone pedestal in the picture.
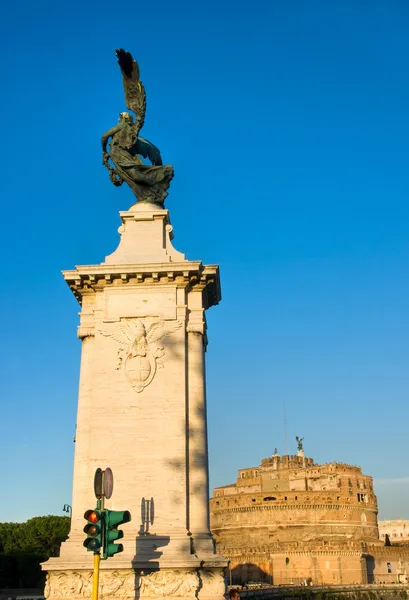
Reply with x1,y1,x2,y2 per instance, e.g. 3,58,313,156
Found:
43,202,227,599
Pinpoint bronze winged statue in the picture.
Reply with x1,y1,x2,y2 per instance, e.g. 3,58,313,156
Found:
102,49,174,206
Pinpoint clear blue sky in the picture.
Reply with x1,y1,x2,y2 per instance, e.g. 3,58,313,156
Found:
1,0,408,522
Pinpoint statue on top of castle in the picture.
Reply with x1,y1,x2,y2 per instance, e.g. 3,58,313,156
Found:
296,436,304,451
101,49,174,206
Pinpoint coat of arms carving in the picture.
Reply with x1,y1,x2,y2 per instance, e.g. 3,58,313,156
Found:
99,319,182,392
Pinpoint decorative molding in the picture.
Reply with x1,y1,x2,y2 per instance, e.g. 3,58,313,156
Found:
77,327,95,340
212,503,376,513
63,263,221,308
98,318,182,392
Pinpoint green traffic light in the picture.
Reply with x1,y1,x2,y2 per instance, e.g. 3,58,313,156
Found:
103,509,131,559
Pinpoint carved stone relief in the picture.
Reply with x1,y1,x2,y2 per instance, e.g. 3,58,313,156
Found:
99,318,182,392
140,569,199,597
44,572,92,598
45,569,203,599
198,569,226,597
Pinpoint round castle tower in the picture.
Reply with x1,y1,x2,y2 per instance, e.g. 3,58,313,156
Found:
211,452,378,548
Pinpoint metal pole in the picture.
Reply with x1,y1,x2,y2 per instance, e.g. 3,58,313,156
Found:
92,496,103,600
92,552,100,600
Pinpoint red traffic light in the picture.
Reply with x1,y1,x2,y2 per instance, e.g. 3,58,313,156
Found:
84,509,99,523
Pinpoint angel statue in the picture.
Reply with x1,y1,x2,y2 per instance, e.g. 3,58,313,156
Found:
295,436,304,451
101,49,174,206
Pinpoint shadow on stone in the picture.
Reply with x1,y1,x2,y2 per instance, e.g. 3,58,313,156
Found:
230,563,271,587
132,532,170,600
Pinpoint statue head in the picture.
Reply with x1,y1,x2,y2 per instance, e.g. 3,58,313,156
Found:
119,111,133,123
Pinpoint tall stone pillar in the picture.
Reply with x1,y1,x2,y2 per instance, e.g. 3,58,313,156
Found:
43,202,227,600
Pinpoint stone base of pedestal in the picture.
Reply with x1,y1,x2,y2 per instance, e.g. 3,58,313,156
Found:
44,566,226,600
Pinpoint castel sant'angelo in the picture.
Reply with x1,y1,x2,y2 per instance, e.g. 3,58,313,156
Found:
210,444,409,586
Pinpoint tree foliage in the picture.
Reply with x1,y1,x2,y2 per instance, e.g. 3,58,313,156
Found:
0,515,70,589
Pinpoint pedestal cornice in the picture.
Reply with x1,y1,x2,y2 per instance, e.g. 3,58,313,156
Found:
62,262,221,310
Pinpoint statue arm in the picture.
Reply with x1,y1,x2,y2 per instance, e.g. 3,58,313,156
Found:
101,124,122,152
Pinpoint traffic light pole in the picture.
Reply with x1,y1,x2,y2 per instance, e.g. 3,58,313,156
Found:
91,497,104,600
84,467,131,600
92,552,100,600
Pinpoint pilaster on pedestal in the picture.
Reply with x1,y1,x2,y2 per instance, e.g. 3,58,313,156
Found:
43,200,227,600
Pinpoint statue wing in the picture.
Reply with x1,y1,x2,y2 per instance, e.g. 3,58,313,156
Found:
99,322,135,346
116,48,146,135
132,137,163,166
146,320,182,344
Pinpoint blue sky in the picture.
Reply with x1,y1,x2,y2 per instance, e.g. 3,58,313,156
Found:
1,0,408,522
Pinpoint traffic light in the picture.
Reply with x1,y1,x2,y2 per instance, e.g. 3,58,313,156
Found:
103,509,131,558
83,509,104,552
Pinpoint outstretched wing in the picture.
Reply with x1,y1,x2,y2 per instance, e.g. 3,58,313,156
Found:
116,48,146,135
99,322,135,346
132,137,163,166
146,320,182,344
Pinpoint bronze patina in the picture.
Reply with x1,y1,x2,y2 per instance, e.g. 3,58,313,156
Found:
102,49,174,205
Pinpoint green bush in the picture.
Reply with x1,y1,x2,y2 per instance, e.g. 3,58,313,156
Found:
0,516,70,589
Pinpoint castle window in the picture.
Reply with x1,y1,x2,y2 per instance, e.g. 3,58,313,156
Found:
387,562,392,573
263,497,277,502
284,496,287,500
295,496,298,500
240,472,245,479
255,470,259,477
